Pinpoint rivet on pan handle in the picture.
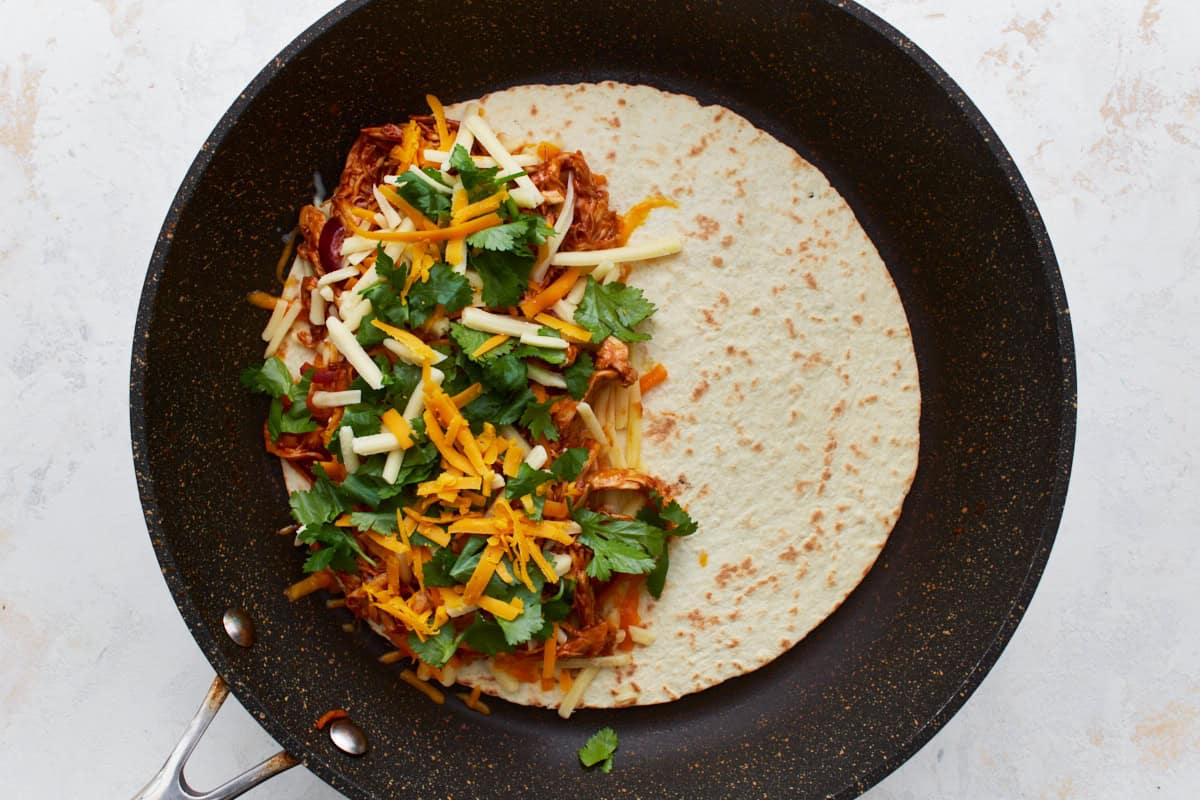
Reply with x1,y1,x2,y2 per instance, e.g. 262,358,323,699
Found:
132,675,298,800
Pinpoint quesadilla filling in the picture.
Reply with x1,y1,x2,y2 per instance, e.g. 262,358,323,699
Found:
240,96,694,715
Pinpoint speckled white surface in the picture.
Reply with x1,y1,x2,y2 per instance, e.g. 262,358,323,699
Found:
1,1,1197,798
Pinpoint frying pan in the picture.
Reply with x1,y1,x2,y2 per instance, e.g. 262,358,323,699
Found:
129,0,1076,797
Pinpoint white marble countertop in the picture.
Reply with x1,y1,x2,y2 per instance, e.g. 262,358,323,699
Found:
1,1,1197,797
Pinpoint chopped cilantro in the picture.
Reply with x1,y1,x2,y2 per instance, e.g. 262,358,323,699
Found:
462,617,511,655
467,216,556,252
449,322,517,363
421,546,459,588
520,398,559,442
578,727,618,773
296,523,374,573
572,509,661,581
496,585,545,646
505,462,554,502
470,248,535,308
448,144,504,200
348,511,397,536
391,171,452,224
550,448,590,481
405,263,472,328
574,277,657,343
563,352,594,400
407,625,463,668
239,357,292,397
242,358,318,440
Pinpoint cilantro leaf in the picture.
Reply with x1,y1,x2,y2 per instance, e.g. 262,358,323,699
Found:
495,586,544,647
449,322,516,363
550,448,590,481
462,385,535,427
572,508,663,581
462,618,512,655
645,545,670,599
512,331,568,365
240,357,292,397
449,144,502,200
289,472,345,527
348,511,397,536
483,354,527,394
407,625,463,668
505,463,554,502
578,727,618,773
391,171,452,224
422,546,458,588
574,277,657,343
296,523,373,573
636,494,700,597
470,249,534,308
467,215,556,252
406,263,472,328
563,352,594,400
448,537,487,583
520,398,559,442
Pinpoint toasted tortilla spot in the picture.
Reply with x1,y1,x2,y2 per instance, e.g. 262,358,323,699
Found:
780,545,800,562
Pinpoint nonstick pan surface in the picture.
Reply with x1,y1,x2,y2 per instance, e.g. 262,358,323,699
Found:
131,1,1076,797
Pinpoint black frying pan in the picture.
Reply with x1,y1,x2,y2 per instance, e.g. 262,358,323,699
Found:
130,1,1076,797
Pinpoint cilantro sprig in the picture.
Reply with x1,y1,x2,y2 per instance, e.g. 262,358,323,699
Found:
240,357,318,440
579,727,618,773
574,277,657,343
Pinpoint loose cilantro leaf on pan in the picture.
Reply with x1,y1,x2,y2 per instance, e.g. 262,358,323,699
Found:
408,625,463,668
449,322,517,363
563,352,594,400
406,263,472,328
496,586,545,647
578,727,618,773
239,357,292,397
391,171,452,224
574,277,657,343
550,448,590,481
296,523,374,574
520,398,559,442
571,508,663,581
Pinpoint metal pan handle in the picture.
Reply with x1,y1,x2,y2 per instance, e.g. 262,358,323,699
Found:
133,675,298,800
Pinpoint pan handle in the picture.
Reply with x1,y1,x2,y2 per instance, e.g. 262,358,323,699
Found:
133,674,299,800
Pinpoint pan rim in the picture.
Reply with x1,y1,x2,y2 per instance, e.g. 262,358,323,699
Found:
128,1,1077,798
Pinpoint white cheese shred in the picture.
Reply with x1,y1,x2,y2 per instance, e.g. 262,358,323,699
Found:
526,364,566,389
338,426,360,474
464,115,544,208
461,307,541,337
311,390,362,408
519,332,569,350
352,432,403,456
309,287,326,326
551,237,683,267
260,298,289,342
325,317,383,389
382,448,403,484
264,301,301,358
558,666,600,719
524,445,548,470
575,402,608,445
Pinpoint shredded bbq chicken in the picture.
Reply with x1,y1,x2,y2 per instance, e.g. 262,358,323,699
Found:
529,151,623,251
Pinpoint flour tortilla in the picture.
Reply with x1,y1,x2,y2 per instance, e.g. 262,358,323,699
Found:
447,82,921,708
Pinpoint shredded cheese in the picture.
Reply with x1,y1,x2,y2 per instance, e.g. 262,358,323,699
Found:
352,431,406,456
424,149,541,168
557,665,599,719
260,298,289,342
463,114,544,207
551,236,683,267
520,268,580,318
532,312,592,343
531,173,574,284
451,189,508,226
399,669,445,704
263,301,301,358
575,402,608,444
340,297,372,333
526,364,566,389
477,595,523,621
309,287,325,326
558,653,634,670
319,285,335,302
524,445,548,470
338,426,360,474
519,332,569,350
627,625,655,646
403,367,445,419
311,390,362,408
471,333,511,358
460,307,542,337
325,317,383,389
380,409,415,448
